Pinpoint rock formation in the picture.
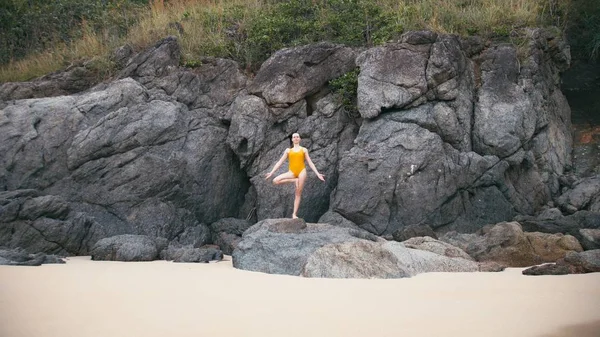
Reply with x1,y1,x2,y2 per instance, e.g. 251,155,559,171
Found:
1,29,597,273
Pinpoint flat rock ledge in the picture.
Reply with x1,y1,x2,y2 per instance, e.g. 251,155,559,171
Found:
0,248,65,266
232,218,479,279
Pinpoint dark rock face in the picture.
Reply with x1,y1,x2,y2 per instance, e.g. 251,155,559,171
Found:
0,29,583,258
0,74,249,254
556,175,600,214
231,46,360,222
0,190,105,255
237,93,359,222
318,211,362,230
332,29,572,234
118,36,181,85
331,113,510,234
175,224,211,248
392,224,438,242
209,218,252,255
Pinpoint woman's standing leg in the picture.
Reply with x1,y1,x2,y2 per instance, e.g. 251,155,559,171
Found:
292,169,307,219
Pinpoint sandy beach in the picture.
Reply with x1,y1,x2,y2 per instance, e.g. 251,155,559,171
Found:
1,256,599,337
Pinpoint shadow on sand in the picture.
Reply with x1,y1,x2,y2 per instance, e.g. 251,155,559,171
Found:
540,319,600,337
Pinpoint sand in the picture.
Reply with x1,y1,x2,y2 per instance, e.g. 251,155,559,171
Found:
0,256,599,337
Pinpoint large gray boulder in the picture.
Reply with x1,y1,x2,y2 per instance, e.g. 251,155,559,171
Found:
227,43,361,223
248,42,357,106
382,241,479,276
232,218,368,275
301,240,410,279
90,234,167,262
556,175,600,214
401,236,473,260
301,240,478,278
161,244,223,263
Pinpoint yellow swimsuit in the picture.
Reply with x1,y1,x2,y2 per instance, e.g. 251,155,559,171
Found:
288,148,306,177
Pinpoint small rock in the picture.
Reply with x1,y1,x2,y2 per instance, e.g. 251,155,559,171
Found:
522,263,571,276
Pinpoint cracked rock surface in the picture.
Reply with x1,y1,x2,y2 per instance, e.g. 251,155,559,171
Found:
0,29,582,255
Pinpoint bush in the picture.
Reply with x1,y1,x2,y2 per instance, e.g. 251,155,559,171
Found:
0,0,145,66
329,67,360,118
239,0,402,70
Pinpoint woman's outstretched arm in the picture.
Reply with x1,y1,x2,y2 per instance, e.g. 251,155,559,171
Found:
265,149,289,179
304,148,325,181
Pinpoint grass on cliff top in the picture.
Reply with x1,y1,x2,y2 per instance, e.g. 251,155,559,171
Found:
0,0,571,83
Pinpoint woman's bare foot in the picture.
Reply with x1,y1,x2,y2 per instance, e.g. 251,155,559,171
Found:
292,214,298,219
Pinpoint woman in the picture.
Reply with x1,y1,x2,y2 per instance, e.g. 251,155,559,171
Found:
265,133,325,219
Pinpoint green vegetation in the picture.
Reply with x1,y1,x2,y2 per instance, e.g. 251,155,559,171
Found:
565,0,600,60
0,0,596,83
0,0,146,81
329,68,360,117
